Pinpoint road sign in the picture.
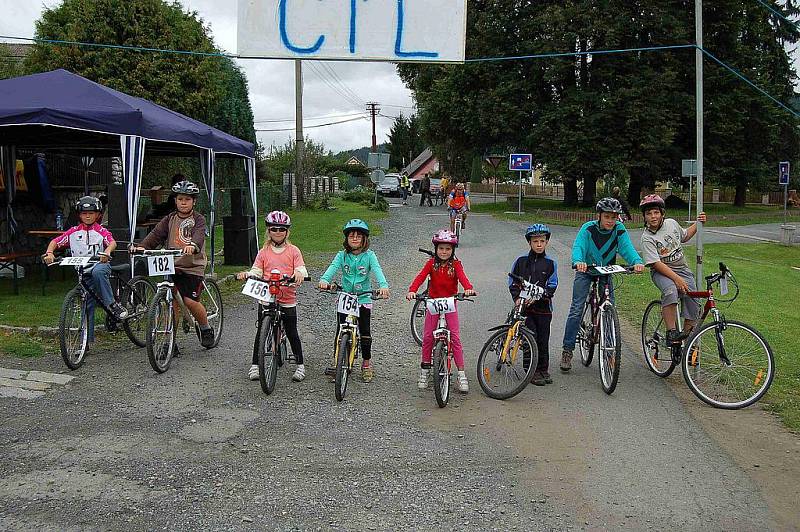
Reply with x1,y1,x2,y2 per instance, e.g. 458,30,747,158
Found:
509,154,532,172
368,152,390,169
370,169,385,184
485,155,504,169
779,161,790,185
682,159,697,177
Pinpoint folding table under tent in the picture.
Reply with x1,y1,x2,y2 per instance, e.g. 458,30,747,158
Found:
0,69,257,271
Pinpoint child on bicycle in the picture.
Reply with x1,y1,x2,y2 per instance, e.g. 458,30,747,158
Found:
43,196,128,342
131,180,215,348
236,211,309,382
447,182,471,232
508,224,558,386
560,197,644,372
406,229,476,393
639,194,707,346
318,219,390,383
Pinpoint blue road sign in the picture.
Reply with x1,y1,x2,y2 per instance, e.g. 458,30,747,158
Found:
509,153,533,171
779,161,790,186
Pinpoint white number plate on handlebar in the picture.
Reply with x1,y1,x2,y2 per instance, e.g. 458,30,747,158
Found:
60,256,91,266
147,255,175,276
719,275,729,296
426,297,456,315
242,278,274,304
520,283,543,301
594,265,626,274
337,292,360,317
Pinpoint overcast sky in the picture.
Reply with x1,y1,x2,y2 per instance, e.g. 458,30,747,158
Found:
0,0,417,155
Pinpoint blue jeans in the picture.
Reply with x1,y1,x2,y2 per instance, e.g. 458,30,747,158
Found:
562,272,614,351
83,263,114,342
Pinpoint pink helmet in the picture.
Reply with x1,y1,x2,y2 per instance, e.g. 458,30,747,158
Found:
432,229,458,247
265,210,291,227
639,194,665,213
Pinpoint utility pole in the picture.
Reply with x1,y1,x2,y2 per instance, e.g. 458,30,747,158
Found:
695,0,704,282
366,102,380,152
295,59,305,206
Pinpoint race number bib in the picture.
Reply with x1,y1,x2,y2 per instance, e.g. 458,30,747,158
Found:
242,278,274,304
520,283,543,301
594,265,626,275
337,292,360,317
60,256,91,266
426,297,456,315
147,254,175,276
719,274,729,296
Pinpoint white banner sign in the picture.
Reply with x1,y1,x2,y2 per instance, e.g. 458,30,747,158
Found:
237,0,467,62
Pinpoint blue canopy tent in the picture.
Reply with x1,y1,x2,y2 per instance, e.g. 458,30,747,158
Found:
0,69,258,271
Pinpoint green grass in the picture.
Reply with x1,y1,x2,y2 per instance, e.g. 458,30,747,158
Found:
614,243,800,430
0,332,47,357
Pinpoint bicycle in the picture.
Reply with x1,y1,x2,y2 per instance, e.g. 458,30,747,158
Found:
413,292,474,408
641,262,774,409
319,283,383,402
50,253,155,370
136,249,224,373
452,209,467,240
241,269,311,395
476,273,540,400
574,264,636,394
410,248,433,346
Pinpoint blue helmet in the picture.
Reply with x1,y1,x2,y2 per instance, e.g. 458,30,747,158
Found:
525,223,551,240
343,219,370,236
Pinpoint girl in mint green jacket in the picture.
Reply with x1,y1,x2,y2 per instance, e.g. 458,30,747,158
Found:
318,219,390,382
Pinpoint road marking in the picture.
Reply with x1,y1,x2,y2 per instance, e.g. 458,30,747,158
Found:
705,229,779,243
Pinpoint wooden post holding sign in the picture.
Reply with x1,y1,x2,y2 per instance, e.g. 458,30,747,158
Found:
509,154,532,214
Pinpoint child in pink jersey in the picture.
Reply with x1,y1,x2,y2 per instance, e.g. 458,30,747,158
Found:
237,211,309,382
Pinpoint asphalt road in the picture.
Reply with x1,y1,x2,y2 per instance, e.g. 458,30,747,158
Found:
1,200,798,531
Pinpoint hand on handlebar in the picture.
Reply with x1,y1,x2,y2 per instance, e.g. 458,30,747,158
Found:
318,281,330,291
464,289,477,297
633,263,645,274
42,252,55,265
377,287,390,299
236,271,249,281
182,245,196,256
129,244,145,253
406,291,417,301
575,262,588,273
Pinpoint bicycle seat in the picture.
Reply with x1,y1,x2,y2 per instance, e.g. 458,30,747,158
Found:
111,263,132,273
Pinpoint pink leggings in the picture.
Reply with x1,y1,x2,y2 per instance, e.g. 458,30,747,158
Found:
421,310,464,369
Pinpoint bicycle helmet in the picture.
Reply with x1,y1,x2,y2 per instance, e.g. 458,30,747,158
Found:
596,197,624,214
171,180,200,196
639,194,666,214
75,195,102,212
432,229,458,247
343,219,370,236
265,210,291,228
525,223,551,240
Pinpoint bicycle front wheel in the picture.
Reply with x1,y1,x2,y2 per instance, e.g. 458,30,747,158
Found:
146,289,175,373
335,331,352,402
642,300,676,378
257,320,279,395
476,326,537,400
410,297,426,347
577,302,595,367
432,340,450,408
599,305,622,394
454,218,462,240
122,275,156,347
198,278,224,348
59,286,88,370
682,320,775,409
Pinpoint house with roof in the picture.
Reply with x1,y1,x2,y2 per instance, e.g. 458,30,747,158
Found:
345,155,366,168
402,148,439,180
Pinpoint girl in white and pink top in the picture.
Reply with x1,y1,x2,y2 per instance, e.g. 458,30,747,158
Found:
236,211,309,382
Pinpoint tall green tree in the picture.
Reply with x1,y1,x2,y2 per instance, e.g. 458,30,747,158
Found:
388,113,426,169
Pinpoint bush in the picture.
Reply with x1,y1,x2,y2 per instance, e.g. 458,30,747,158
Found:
341,189,388,211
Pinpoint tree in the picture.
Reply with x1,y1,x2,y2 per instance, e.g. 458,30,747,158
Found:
0,43,20,80
388,113,426,170
24,0,256,146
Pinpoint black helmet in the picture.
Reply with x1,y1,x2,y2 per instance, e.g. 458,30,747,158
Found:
596,197,624,214
171,180,200,196
75,195,102,212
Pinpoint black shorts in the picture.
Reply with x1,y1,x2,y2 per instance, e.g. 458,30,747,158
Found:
173,272,204,302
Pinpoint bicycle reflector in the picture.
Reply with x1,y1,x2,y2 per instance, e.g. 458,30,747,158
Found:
269,269,281,296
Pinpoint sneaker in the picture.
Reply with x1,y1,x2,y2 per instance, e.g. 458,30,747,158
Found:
323,366,336,377
666,329,682,346
200,327,215,349
361,362,374,383
560,349,573,372
292,364,306,382
108,302,129,321
417,368,430,389
543,371,553,384
457,371,469,393
248,364,259,381
531,371,546,386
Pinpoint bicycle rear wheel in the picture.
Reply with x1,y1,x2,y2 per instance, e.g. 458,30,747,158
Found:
476,326,537,400
454,218,462,240
257,319,280,395
59,286,88,370
432,340,450,408
410,296,426,347
682,320,775,409
577,302,595,367
198,278,224,348
599,305,622,394
146,289,175,373
335,331,352,402
642,300,676,378
122,276,156,347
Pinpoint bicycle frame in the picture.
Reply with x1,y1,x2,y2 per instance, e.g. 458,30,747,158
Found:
432,311,453,371
334,314,361,371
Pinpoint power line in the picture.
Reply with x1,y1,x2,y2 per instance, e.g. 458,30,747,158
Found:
255,115,366,132
752,0,799,27
254,112,365,124
464,43,696,62
316,61,364,105
306,61,363,108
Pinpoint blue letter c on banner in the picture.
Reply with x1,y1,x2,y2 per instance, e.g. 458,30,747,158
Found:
279,0,325,54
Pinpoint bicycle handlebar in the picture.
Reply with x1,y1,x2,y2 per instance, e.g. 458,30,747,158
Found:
131,249,184,257
318,283,386,299
418,248,435,257
413,293,474,302
48,255,102,267
571,264,638,275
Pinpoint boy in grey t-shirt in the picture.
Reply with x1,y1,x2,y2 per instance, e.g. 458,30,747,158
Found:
639,194,707,346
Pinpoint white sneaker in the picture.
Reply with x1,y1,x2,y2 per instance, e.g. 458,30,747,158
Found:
417,368,430,389
248,364,259,381
292,364,306,382
457,371,469,394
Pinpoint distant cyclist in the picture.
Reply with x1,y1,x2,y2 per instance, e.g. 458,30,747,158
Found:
447,182,471,232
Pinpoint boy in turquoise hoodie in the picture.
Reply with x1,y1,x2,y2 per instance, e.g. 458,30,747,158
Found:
560,198,644,372
319,219,390,382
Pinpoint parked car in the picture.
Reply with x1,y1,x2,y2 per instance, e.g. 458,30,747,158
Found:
377,173,401,196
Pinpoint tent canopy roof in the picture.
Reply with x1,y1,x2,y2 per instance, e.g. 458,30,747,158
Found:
0,69,254,159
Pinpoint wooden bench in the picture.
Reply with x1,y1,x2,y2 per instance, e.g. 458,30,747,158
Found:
0,251,40,295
